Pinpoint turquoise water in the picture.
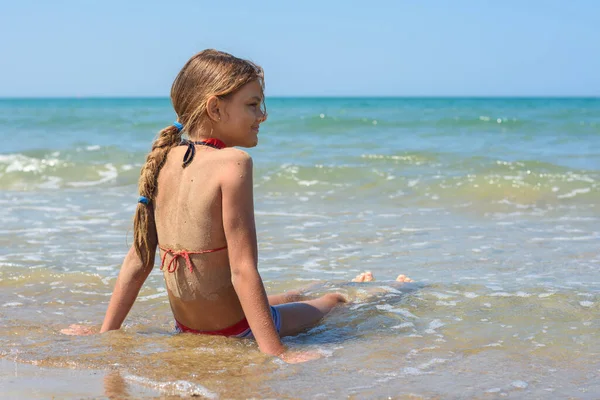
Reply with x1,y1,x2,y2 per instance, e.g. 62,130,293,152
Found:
1,98,599,398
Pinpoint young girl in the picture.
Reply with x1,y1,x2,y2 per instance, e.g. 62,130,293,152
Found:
64,50,347,363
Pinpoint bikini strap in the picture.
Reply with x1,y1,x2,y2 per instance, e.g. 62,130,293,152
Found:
180,138,227,168
159,245,228,273
181,139,197,168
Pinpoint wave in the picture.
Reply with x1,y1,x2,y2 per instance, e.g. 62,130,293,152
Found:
0,147,142,190
255,156,599,208
1,147,598,210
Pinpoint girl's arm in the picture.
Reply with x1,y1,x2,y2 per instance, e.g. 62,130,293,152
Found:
220,150,286,357
100,208,158,333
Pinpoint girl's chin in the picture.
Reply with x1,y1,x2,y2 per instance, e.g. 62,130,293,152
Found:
248,134,259,147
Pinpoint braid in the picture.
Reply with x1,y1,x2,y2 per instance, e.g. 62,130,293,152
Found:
133,125,182,265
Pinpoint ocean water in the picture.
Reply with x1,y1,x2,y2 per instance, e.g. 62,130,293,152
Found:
0,97,599,399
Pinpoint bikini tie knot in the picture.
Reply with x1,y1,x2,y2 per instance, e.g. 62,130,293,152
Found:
159,245,228,273
160,248,194,273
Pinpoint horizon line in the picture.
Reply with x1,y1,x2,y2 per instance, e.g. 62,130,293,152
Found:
1,95,599,100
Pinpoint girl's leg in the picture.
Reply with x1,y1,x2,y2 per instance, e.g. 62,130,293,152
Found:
268,272,412,337
268,290,307,306
267,281,323,306
275,293,346,337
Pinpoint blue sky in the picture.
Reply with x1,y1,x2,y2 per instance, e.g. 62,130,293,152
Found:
1,0,598,97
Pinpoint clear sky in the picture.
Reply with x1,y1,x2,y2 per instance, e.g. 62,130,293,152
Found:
1,0,598,97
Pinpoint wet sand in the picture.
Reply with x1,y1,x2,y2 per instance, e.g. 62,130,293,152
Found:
0,359,160,399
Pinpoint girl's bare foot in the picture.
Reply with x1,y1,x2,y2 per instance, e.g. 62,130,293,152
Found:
396,274,414,283
351,271,414,283
352,271,375,282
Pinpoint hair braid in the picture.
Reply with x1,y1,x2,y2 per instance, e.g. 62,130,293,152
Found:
133,125,182,265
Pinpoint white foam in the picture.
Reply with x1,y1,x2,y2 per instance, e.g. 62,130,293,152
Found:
38,176,63,189
530,234,599,242
485,388,502,393
2,302,23,307
557,187,591,199
379,286,402,294
418,358,448,369
579,301,594,307
298,180,319,186
400,227,440,232
391,322,415,329
293,237,320,243
376,304,418,319
401,367,426,376
490,292,513,297
577,292,594,298
484,342,503,348
436,301,457,306
511,380,528,389
1,154,63,173
516,292,532,298
67,163,118,187
69,290,111,296
124,374,217,399
428,319,445,330
138,292,168,301
431,292,453,300
486,285,504,291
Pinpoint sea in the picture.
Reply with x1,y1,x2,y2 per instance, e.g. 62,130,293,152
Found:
0,97,598,399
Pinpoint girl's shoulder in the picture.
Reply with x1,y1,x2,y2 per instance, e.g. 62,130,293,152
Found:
212,148,253,185
218,147,252,161
212,147,253,168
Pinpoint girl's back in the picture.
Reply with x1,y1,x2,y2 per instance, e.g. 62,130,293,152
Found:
155,145,246,331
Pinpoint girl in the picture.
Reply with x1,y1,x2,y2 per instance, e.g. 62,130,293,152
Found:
65,50,346,363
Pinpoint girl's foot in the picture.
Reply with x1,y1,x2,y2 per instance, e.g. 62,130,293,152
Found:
351,271,375,282
396,274,414,283
351,271,414,283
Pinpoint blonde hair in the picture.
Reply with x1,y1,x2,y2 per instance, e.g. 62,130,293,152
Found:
133,49,266,266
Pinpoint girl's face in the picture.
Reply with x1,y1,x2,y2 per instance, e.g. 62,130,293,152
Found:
217,80,266,147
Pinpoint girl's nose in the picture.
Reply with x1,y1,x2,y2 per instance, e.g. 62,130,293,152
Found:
258,109,267,123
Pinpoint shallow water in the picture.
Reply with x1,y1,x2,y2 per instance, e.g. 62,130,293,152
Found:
0,98,599,398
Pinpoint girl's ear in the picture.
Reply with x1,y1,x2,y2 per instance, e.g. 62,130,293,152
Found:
206,96,221,122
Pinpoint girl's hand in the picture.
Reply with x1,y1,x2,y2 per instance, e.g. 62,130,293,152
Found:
60,324,97,336
279,350,322,364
